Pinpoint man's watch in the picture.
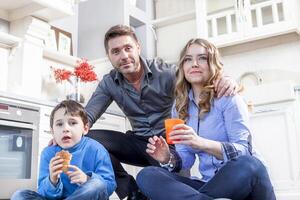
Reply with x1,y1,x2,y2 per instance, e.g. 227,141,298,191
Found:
159,153,174,169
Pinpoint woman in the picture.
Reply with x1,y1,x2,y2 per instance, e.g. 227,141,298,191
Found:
136,38,276,200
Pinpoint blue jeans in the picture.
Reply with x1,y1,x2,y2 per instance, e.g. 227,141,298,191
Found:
11,176,108,200
136,155,276,200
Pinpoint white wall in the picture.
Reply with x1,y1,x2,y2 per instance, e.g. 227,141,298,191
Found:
0,18,9,33
156,19,197,62
220,33,300,87
155,0,195,18
50,5,79,56
0,48,9,91
77,0,126,60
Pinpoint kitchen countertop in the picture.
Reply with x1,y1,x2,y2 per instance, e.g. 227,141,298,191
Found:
0,91,125,117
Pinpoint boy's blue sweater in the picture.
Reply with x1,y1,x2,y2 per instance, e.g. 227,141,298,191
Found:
38,136,116,199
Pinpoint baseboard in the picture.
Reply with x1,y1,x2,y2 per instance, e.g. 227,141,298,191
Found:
276,191,300,200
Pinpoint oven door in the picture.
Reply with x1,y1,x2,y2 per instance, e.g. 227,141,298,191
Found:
0,120,38,199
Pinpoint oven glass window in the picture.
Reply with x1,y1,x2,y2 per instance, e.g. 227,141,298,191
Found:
0,126,32,179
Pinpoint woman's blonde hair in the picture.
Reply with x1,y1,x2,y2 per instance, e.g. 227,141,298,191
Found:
175,38,223,120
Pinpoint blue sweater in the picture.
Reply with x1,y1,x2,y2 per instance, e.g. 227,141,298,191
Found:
38,137,116,199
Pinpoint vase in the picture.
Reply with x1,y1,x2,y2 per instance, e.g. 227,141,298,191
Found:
129,0,137,6
65,77,83,103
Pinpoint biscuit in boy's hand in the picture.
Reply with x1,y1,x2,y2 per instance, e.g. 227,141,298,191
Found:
56,150,72,172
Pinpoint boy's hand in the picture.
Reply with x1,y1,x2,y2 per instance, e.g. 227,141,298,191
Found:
49,156,64,185
66,165,88,185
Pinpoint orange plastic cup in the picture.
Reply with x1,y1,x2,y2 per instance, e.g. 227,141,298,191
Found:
164,118,184,144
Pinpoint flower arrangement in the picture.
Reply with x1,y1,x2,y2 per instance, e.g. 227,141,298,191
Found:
51,58,98,83
51,58,98,102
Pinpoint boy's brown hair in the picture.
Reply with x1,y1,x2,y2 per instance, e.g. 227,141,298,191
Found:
104,24,139,54
50,100,88,128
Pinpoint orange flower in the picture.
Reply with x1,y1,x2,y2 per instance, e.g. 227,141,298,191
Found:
51,58,98,83
74,58,98,82
51,67,72,83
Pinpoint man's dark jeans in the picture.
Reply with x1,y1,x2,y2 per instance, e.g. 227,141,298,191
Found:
87,129,165,199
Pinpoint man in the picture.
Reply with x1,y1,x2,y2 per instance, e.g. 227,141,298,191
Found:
85,25,237,200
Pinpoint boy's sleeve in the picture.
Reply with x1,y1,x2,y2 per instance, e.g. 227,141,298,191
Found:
92,146,117,197
38,149,63,199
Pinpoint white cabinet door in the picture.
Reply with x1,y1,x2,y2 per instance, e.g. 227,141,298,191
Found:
243,0,295,37
38,105,54,175
91,113,126,133
250,101,300,199
196,0,299,47
197,0,244,44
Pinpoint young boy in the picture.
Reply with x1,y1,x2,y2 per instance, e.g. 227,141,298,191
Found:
12,100,116,200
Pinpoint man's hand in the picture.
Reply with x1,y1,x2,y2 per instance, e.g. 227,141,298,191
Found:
49,156,63,186
214,76,238,98
66,165,88,185
48,138,57,146
146,136,171,164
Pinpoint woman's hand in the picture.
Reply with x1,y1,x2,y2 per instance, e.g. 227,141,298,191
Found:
146,136,171,164
49,156,64,185
66,165,88,185
170,124,223,159
169,124,205,150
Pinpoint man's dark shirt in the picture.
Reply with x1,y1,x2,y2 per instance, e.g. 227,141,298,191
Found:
85,57,176,137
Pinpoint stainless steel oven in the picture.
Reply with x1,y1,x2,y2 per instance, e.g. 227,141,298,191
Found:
0,100,39,199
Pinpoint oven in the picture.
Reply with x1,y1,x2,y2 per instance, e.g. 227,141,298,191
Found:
0,100,39,199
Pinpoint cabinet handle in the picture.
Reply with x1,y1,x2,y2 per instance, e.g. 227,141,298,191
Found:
0,111,9,115
44,130,51,134
254,108,280,114
0,119,36,130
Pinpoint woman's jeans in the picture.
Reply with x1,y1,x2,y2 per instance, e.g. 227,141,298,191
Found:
11,176,108,200
136,155,276,200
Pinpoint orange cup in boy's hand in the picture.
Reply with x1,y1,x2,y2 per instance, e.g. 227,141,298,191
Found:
164,118,184,144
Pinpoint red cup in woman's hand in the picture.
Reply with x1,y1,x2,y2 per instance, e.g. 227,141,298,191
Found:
164,118,184,144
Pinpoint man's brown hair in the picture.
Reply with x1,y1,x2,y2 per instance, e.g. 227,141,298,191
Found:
104,25,139,54
50,100,88,128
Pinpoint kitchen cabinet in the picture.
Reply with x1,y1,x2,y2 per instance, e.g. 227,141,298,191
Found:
151,0,197,62
0,0,74,22
116,0,156,59
243,82,300,200
38,105,53,158
0,32,21,92
250,102,300,200
151,0,300,62
77,0,155,60
91,113,126,133
196,0,300,47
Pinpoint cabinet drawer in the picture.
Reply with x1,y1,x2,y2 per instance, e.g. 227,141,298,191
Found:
91,113,126,132
40,106,52,121
39,134,53,154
